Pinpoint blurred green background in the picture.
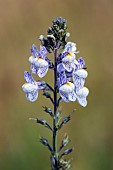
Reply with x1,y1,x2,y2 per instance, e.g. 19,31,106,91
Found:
0,0,113,169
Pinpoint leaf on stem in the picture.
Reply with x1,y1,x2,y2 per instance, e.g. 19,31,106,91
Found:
43,106,53,117
61,148,73,157
29,118,53,131
40,137,53,152
58,115,71,130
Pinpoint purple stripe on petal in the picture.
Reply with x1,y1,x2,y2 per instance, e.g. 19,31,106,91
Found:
26,90,38,102
59,91,70,102
62,62,73,72
37,66,49,78
73,75,85,90
58,72,68,88
57,63,65,73
24,71,36,85
31,44,39,58
68,91,76,101
78,57,85,68
39,46,47,59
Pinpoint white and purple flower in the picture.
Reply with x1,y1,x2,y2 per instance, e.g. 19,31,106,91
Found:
22,71,46,102
73,69,88,90
58,72,76,102
29,45,49,78
60,42,79,72
72,57,88,90
63,42,78,54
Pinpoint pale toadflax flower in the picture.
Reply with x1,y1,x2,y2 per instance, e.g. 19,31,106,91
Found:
29,44,49,78
72,57,88,90
22,71,47,102
22,17,90,169
63,42,78,54
61,42,79,72
58,72,76,102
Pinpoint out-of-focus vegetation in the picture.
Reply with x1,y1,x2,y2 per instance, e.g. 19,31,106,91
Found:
0,0,113,169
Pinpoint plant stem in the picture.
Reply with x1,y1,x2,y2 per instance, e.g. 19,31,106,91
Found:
53,42,59,169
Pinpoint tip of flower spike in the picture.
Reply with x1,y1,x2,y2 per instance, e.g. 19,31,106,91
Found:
52,17,67,25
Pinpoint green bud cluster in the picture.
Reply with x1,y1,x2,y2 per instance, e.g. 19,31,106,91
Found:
39,17,70,52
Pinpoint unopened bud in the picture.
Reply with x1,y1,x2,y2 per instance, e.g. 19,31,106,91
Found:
66,32,70,38
61,148,73,157
40,137,48,146
39,35,44,41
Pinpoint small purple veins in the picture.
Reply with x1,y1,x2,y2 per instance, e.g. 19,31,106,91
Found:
57,71,68,88
24,71,36,85
31,44,39,58
78,57,86,68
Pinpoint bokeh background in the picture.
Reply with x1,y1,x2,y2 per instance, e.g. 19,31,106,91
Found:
0,0,113,169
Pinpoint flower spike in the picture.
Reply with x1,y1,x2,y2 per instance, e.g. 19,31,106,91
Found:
22,17,89,170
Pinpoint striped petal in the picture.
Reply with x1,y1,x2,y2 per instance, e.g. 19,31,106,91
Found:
62,53,75,72
24,71,36,85
73,74,85,89
59,90,70,102
37,66,49,78
31,44,39,58
57,63,65,73
39,46,47,59
73,69,88,89
68,91,76,101
76,87,89,107
34,58,49,78
26,90,38,102
64,42,77,53
22,83,38,102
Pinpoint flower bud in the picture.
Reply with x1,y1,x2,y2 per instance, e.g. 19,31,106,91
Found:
39,35,44,41
61,148,73,157
40,137,48,146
